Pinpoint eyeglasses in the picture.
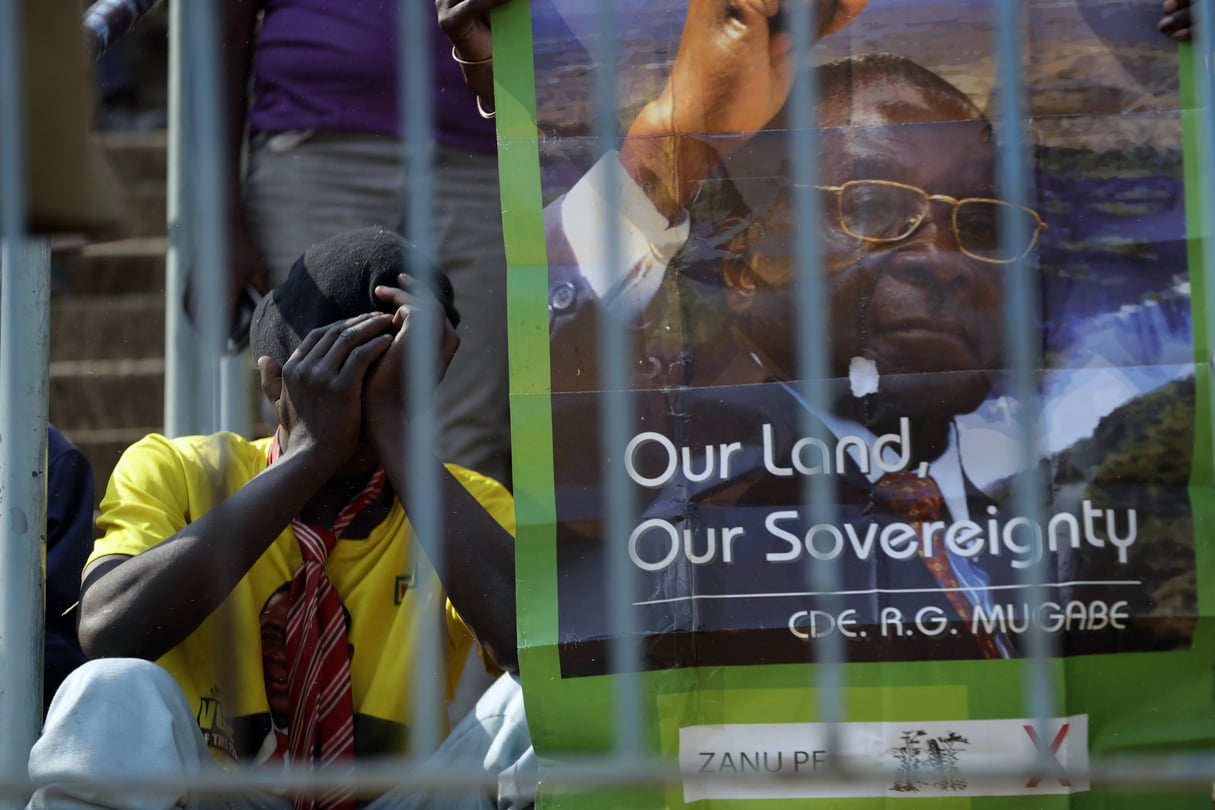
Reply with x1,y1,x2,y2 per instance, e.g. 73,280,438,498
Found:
814,179,1048,264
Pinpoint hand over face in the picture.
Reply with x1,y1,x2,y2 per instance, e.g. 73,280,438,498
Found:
257,312,395,467
361,275,461,446
1158,0,1193,41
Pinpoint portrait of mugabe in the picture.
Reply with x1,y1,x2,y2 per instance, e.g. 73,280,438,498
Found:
533,0,1195,675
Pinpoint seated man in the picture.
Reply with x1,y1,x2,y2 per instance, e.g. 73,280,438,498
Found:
28,227,531,809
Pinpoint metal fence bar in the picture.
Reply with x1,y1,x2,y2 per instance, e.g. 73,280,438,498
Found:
0,0,48,803
164,0,200,438
1199,2,1215,233
0,239,49,810
6,746,1215,800
591,0,645,758
165,2,249,438
992,0,1056,739
220,354,254,437
182,1,229,435
1196,0,1215,484
787,0,846,737
398,0,446,759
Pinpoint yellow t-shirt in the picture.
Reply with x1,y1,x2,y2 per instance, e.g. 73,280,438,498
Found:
91,432,515,761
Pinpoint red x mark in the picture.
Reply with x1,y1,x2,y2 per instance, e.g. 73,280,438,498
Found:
1023,723,1071,788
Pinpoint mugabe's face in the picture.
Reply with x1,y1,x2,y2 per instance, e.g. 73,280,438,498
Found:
738,82,1013,423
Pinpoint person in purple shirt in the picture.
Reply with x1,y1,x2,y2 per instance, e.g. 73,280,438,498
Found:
221,0,511,726
222,0,512,496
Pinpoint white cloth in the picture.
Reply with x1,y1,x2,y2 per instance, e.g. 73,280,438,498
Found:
558,151,690,322
28,660,535,810
28,659,215,810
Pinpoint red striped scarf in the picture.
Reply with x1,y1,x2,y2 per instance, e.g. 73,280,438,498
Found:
268,435,387,809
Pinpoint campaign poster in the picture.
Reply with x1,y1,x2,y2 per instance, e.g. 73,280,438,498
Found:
494,0,1215,806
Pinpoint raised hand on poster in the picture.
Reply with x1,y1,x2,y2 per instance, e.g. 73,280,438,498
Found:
658,0,794,138
621,0,867,220
621,0,792,220
1158,0,1193,41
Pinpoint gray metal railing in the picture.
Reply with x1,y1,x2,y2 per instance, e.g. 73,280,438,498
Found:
1,0,1215,806
0,0,48,806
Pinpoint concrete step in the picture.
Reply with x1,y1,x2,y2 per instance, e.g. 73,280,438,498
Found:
49,235,168,495
58,236,167,296
50,293,164,363
94,131,168,239
122,182,168,238
49,357,165,433
67,1,171,501
94,131,167,183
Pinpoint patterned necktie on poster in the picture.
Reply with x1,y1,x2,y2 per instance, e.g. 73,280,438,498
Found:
872,471,1002,659
268,435,387,810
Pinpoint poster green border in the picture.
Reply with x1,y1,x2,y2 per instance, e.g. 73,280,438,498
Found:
496,5,1215,804
494,0,560,703
1180,41,1215,619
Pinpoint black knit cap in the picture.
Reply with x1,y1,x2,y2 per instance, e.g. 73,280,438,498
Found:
250,227,459,368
